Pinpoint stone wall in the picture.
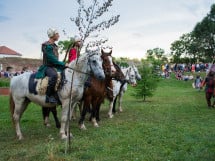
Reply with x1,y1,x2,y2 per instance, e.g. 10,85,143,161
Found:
0,57,42,72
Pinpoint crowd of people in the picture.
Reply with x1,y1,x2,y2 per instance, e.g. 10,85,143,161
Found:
0,67,35,78
159,62,215,108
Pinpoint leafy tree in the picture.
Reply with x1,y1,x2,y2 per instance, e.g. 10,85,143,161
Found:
132,61,159,101
146,48,167,69
58,39,74,54
153,47,165,60
170,33,203,63
113,57,129,67
170,4,215,63
193,4,215,61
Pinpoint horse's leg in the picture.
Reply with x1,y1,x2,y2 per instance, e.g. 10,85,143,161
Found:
51,106,61,129
78,101,83,116
42,107,51,127
108,97,115,118
112,96,118,113
71,103,77,120
60,100,70,139
96,102,101,121
91,101,99,127
118,91,124,112
60,100,75,139
13,98,30,140
78,101,89,130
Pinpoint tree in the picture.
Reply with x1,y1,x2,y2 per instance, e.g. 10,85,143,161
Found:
170,4,215,63
132,61,159,101
170,33,202,63
193,4,215,61
69,0,120,50
113,57,129,67
58,39,74,54
146,48,166,68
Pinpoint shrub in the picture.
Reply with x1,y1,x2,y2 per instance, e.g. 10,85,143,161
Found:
132,61,159,101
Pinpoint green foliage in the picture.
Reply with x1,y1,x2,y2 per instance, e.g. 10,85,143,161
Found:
170,4,215,63
170,33,203,63
146,48,168,66
58,39,74,54
132,61,159,101
113,57,129,67
193,4,215,60
0,78,10,87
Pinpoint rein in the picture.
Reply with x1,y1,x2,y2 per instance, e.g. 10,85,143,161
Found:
65,53,99,76
65,66,90,75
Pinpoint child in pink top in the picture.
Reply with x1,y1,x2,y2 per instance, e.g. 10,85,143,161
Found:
68,36,81,63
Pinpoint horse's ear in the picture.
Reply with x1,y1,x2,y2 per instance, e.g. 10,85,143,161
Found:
101,49,104,54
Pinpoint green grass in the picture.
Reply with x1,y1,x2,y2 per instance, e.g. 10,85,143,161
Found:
0,74,215,161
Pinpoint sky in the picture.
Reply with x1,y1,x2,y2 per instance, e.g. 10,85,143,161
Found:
0,0,214,60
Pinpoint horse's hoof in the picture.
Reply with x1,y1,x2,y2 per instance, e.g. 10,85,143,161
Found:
79,124,87,130
119,109,123,112
17,135,24,140
61,134,67,140
46,123,51,127
108,113,114,118
94,124,99,127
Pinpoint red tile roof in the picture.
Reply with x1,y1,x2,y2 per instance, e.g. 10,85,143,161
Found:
0,46,22,56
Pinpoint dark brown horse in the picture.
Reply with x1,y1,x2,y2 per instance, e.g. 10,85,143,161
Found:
79,49,125,129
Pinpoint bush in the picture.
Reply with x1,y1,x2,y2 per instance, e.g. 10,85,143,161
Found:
132,61,159,101
0,78,10,87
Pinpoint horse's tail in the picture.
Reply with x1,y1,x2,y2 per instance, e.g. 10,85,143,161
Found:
9,93,15,127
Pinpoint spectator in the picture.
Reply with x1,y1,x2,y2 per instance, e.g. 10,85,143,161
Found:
193,74,202,90
201,71,215,108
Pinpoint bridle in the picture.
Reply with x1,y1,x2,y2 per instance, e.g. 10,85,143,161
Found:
102,54,115,76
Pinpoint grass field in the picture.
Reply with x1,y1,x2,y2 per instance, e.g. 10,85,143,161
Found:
0,75,215,161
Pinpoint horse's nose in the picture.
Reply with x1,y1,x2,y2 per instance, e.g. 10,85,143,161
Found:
98,74,105,80
131,83,137,87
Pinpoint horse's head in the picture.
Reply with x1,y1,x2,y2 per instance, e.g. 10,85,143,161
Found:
132,65,142,81
101,48,116,77
87,53,105,80
126,66,137,87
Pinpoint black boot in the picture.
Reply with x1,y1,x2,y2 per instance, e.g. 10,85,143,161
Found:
45,79,58,104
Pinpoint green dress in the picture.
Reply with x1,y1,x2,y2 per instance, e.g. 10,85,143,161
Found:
35,42,65,79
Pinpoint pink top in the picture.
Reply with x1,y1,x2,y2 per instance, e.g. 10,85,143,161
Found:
68,48,77,62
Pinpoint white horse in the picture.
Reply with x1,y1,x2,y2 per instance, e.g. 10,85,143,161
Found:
108,65,141,118
9,52,105,140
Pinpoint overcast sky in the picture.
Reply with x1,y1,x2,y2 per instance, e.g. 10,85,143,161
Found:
0,0,214,60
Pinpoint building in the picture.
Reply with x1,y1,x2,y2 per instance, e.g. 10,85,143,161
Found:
0,46,42,72
0,46,22,58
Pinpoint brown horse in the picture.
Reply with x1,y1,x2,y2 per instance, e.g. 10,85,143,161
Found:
78,49,125,129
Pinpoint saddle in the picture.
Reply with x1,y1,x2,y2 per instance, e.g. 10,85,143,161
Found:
29,72,63,95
